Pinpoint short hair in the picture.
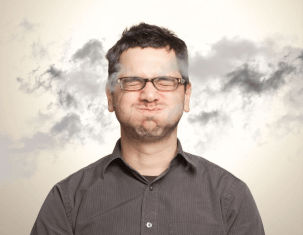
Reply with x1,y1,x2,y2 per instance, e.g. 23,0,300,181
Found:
105,23,189,87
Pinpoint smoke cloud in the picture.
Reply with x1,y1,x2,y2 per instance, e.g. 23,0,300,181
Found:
72,39,105,65
5,37,303,179
188,110,225,125
222,61,296,94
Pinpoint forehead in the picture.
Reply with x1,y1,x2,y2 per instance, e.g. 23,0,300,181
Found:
118,47,180,77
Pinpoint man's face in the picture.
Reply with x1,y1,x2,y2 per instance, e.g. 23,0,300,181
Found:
106,47,191,142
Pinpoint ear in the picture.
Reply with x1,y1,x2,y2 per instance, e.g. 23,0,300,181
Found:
106,85,115,112
184,82,191,113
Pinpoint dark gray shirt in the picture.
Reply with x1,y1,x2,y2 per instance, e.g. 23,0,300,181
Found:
31,139,265,235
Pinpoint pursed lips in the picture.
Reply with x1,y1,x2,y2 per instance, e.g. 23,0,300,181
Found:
137,105,164,112
133,103,166,113
135,102,165,110
139,108,163,112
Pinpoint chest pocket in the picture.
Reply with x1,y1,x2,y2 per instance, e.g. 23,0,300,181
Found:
172,223,221,235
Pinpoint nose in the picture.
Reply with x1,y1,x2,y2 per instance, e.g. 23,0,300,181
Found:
139,80,159,103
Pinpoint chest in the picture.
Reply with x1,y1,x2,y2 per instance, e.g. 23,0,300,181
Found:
73,179,225,235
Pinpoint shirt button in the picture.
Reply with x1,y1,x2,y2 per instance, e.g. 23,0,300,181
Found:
149,186,153,191
146,222,152,228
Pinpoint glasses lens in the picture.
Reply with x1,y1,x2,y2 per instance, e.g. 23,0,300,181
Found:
154,77,178,90
121,77,144,90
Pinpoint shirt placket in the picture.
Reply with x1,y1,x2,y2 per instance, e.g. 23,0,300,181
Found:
140,182,159,235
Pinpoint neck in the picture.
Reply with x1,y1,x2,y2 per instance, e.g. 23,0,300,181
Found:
120,129,178,176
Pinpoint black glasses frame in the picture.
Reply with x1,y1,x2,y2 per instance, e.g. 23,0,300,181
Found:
118,76,186,91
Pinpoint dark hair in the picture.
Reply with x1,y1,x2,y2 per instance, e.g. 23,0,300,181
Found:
106,23,189,86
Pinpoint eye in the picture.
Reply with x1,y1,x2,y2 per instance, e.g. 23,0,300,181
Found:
123,77,142,84
155,77,177,87
121,77,144,90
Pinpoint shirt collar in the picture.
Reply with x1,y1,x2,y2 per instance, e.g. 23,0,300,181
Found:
101,138,198,179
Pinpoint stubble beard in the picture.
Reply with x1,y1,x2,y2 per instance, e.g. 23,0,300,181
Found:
119,115,181,143
114,97,184,143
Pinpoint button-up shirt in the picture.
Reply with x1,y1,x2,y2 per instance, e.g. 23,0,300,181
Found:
31,139,265,235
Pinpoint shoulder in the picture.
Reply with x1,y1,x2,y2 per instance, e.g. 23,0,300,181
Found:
184,151,237,178
55,154,112,195
184,152,247,197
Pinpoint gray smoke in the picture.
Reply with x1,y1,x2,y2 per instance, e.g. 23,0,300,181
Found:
222,62,295,94
72,39,105,65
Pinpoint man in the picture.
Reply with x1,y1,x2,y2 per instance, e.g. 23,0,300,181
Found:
31,23,265,235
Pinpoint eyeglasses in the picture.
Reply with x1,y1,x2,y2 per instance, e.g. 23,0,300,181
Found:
118,76,186,91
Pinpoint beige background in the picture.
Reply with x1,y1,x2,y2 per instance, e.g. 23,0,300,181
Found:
0,0,302,234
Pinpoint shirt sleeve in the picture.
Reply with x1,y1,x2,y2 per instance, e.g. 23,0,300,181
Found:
224,179,265,235
30,184,74,235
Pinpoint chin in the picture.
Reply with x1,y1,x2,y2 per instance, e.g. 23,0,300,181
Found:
122,121,178,143
134,131,170,143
